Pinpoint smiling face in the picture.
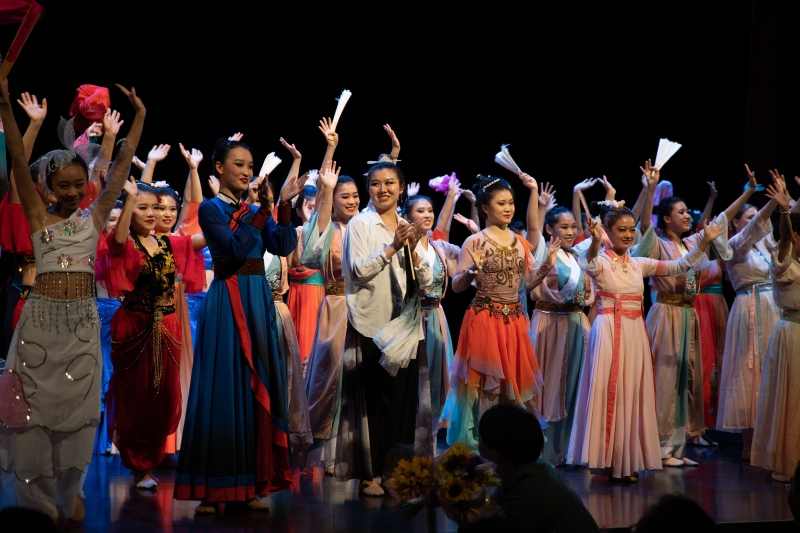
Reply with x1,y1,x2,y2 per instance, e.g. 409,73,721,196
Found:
333,182,360,221
605,214,637,252
368,168,402,213
662,201,692,234
215,147,254,194
731,206,757,235
130,192,159,235
546,211,578,249
48,163,89,212
404,198,435,231
104,207,121,236
482,189,515,227
154,195,178,235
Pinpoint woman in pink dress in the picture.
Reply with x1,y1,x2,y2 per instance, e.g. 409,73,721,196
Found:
567,205,724,481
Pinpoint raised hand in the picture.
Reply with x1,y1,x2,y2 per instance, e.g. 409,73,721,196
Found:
743,163,762,192
520,172,538,191
208,175,220,196
407,182,420,197
544,236,562,268
319,160,341,189
573,178,598,192
454,213,479,234
467,239,487,273
461,189,476,204
147,144,171,162
16,92,47,122
707,181,718,200
700,217,726,242
318,117,339,148
279,137,301,160
766,170,791,209
132,155,146,171
279,172,310,205
588,215,603,240
384,124,400,152
85,122,103,138
103,109,124,136
114,85,145,114
123,176,138,197
228,132,244,141
640,159,659,188
179,143,203,169
538,182,555,206
545,195,558,212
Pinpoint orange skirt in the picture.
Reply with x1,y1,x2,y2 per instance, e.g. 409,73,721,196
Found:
287,268,325,367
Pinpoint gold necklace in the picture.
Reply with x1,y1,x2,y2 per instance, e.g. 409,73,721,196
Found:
609,251,630,273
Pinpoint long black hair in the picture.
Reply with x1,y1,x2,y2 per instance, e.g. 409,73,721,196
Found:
472,175,513,220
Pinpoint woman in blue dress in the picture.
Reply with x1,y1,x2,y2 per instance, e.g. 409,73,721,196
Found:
174,138,303,513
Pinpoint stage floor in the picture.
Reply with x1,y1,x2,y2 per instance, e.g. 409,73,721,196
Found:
75,431,793,532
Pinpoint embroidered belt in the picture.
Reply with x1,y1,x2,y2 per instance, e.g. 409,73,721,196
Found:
272,292,283,302
122,292,176,316
700,283,723,295
212,257,265,279
596,290,644,460
326,281,345,296
420,291,441,309
469,296,524,323
656,291,695,308
534,301,583,314
288,269,325,286
735,280,772,370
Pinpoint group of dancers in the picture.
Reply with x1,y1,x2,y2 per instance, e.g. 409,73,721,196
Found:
0,79,799,522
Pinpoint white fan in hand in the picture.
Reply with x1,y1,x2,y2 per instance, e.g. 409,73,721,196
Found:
259,152,282,178
331,89,352,132
654,138,682,170
494,144,522,174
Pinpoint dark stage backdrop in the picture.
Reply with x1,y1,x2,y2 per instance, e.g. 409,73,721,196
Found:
1,1,797,336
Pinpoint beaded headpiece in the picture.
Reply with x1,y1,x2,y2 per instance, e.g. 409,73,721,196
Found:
36,117,109,195
481,178,500,192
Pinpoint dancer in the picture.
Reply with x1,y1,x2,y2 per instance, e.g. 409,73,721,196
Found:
283,137,325,371
174,138,302,513
752,173,800,482
567,205,724,481
716,166,781,461
529,204,594,464
402,178,463,444
104,178,205,489
638,162,752,466
303,161,360,475
440,173,546,453
339,161,432,496
692,182,729,439
0,81,145,520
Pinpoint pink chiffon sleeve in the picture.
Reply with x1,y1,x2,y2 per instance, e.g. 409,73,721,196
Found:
102,233,143,297
169,235,205,295
177,201,202,236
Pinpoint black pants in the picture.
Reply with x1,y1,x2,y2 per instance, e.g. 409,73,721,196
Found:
358,331,420,478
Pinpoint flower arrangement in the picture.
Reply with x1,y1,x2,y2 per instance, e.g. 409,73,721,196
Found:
389,443,499,524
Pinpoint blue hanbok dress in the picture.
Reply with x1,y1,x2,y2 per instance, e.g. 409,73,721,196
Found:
175,196,297,502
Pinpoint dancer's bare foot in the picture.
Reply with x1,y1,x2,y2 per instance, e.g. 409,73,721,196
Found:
246,498,270,511
325,465,334,476
358,479,385,496
195,501,218,514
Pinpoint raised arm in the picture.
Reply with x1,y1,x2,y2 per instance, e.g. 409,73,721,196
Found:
384,124,401,161
280,137,302,186
698,181,717,227
630,174,648,224
521,173,539,246
638,160,659,233
765,173,793,262
584,216,603,264
8,92,47,204
96,109,124,184
177,144,204,226
91,85,146,228
572,178,597,235
601,175,616,201
535,181,552,238
318,117,339,171
114,177,138,245
722,165,759,222
434,177,460,241
451,235,484,293
138,143,170,184
0,80,47,228
316,160,340,234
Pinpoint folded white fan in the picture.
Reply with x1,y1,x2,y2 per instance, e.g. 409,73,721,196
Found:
654,138,682,170
331,89,352,132
259,152,282,178
494,144,522,174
